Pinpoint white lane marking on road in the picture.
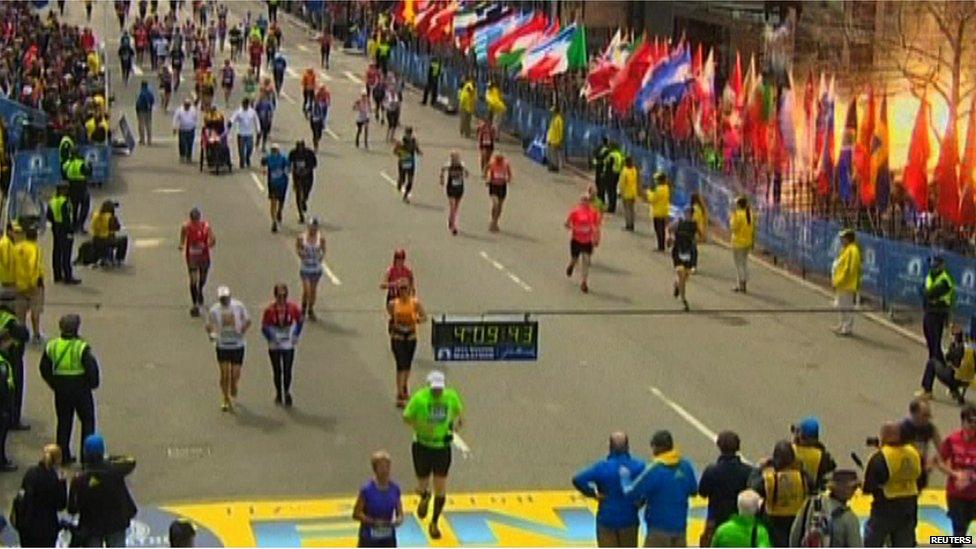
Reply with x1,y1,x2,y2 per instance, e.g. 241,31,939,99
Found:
250,172,266,191
133,238,165,248
322,262,342,286
151,187,185,194
648,385,720,444
286,67,299,79
279,91,297,104
478,251,532,292
325,128,340,140
297,44,310,53
133,65,144,76
319,70,333,82
453,433,472,459
343,70,363,85
379,171,398,188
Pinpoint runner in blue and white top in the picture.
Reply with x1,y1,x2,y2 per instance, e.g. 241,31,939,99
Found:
295,218,326,321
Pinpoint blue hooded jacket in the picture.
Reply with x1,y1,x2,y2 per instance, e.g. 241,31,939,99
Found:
572,452,646,529
623,449,697,534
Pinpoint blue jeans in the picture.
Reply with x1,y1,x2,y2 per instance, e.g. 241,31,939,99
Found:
237,134,254,167
178,129,195,160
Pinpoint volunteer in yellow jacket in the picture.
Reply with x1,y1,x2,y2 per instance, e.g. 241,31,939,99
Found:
546,106,564,172
457,79,476,138
645,172,670,252
729,196,755,293
485,82,506,130
831,229,862,336
0,223,19,301
618,157,639,231
13,226,44,343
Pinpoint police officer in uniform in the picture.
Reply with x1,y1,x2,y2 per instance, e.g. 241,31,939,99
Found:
919,256,955,398
62,152,92,234
591,136,610,193
748,440,811,547
422,56,442,107
39,314,100,464
0,297,30,433
862,421,922,547
603,142,624,214
47,183,80,285
790,417,837,493
375,34,391,76
0,347,17,471
58,134,76,176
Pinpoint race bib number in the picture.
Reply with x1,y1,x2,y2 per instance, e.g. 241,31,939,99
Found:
369,526,393,539
400,157,414,170
428,403,448,423
270,168,284,180
188,244,205,259
274,328,291,343
678,252,692,262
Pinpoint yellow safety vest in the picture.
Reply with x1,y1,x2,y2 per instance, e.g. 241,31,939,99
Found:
925,270,955,308
429,60,441,77
64,159,85,182
49,195,69,225
762,467,806,516
879,444,921,499
45,337,89,377
792,444,823,487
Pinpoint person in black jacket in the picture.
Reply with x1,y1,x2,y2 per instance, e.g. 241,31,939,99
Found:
0,297,32,431
39,314,100,464
16,444,67,547
68,434,137,547
697,431,753,547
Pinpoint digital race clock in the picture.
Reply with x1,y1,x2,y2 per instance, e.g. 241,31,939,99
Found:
431,315,539,362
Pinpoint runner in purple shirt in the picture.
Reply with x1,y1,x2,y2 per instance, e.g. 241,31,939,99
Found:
353,451,404,547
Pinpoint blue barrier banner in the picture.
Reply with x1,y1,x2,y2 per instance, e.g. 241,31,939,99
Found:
882,243,929,307
12,148,61,187
120,114,136,152
855,233,885,297
945,255,976,321
0,96,47,151
78,145,111,183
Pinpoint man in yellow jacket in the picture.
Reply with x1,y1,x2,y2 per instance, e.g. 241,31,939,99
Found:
458,79,476,138
0,223,19,301
832,229,861,336
485,83,506,130
13,226,43,342
646,172,670,251
546,106,564,172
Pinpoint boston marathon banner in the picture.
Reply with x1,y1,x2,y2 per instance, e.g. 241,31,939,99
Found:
0,96,48,152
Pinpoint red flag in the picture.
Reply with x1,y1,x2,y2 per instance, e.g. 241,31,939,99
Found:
426,3,457,43
609,38,654,113
959,96,976,225
934,111,960,224
731,51,743,106
692,43,702,78
487,12,548,66
673,93,694,140
904,98,932,211
413,1,441,35
856,87,876,205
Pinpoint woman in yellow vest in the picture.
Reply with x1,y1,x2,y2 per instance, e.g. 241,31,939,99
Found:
618,157,639,231
750,441,810,547
387,280,426,408
729,196,755,293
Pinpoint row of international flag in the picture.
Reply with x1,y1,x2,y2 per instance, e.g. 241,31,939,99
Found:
393,1,975,226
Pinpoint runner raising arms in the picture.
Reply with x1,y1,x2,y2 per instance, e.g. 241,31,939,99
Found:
380,249,415,306
295,218,325,320
476,118,496,173
178,207,215,317
439,150,469,236
565,193,602,293
387,279,426,407
484,153,512,233
260,283,303,406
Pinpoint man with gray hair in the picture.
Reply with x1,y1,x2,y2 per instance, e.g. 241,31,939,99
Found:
572,432,647,547
711,489,772,547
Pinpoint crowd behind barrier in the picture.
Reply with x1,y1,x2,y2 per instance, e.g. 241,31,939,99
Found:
391,46,976,324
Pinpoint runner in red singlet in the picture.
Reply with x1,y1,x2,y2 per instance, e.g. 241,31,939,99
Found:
379,249,415,305
484,154,512,233
565,193,602,293
179,207,216,317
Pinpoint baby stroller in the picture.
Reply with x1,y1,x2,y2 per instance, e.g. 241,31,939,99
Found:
200,127,233,174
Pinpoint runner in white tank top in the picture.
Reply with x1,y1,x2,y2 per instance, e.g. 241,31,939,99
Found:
295,218,326,320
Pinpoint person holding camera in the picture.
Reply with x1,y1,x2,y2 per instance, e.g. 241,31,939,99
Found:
90,200,124,268
68,434,137,547
862,422,922,547
791,417,837,493
748,440,811,547
789,469,862,547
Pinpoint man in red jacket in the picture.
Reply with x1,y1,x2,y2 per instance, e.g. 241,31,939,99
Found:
939,404,976,543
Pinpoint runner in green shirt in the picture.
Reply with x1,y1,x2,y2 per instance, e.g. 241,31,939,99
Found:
403,370,464,540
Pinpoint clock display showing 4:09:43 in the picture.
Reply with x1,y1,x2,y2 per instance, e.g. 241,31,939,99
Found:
447,323,536,346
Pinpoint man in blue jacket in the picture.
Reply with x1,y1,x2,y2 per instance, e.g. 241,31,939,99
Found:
623,430,698,547
572,431,646,547
261,144,289,233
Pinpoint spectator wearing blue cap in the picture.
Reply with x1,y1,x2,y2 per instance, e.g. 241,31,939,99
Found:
68,434,138,547
791,417,837,493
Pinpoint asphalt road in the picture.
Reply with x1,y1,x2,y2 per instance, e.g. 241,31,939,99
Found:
0,1,955,510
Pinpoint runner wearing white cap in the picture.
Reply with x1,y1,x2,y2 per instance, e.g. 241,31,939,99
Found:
205,286,251,411
403,370,464,540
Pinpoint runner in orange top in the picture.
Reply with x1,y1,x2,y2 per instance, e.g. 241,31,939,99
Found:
565,193,602,293
300,68,317,116
483,153,512,233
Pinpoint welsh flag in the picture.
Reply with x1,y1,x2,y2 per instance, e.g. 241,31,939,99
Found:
488,11,548,66
519,24,586,82
582,29,628,102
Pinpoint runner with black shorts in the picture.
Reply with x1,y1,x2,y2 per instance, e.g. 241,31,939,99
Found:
403,370,464,540
484,153,512,232
179,208,215,317
387,280,426,407
439,150,469,235
206,286,251,412
670,207,697,311
565,193,602,293
394,127,422,203
476,118,495,172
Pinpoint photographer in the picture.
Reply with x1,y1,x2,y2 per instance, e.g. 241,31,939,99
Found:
789,469,862,547
90,201,125,268
67,434,137,547
791,417,837,493
862,422,922,547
